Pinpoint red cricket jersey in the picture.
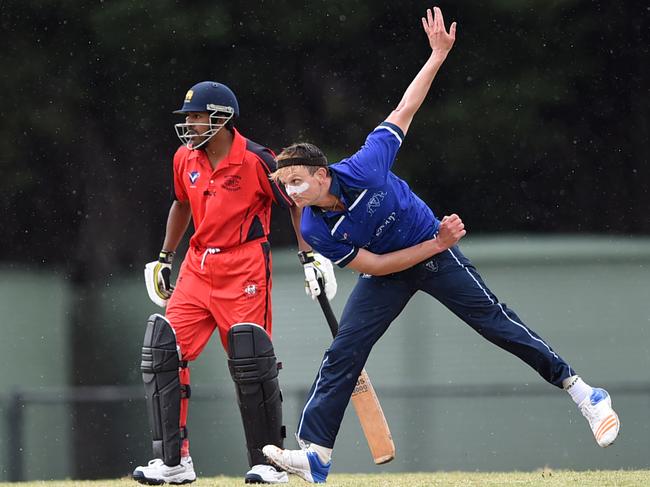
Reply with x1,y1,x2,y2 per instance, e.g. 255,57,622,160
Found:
172,129,292,250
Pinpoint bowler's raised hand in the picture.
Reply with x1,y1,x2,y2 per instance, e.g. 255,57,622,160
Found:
421,6,457,59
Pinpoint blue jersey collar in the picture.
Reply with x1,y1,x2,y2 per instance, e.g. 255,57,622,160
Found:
315,167,366,217
314,169,344,215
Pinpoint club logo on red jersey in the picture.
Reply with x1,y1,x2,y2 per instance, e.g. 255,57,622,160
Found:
222,175,242,192
188,171,200,187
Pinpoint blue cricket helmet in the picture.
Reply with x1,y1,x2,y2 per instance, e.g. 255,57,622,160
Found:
173,81,239,117
173,81,239,149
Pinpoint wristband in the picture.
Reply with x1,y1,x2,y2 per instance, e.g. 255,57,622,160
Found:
298,250,315,265
159,250,175,264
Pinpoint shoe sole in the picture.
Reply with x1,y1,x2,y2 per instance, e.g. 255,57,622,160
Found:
245,473,290,484
132,473,164,485
264,455,314,483
245,474,268,484
132,472,196,485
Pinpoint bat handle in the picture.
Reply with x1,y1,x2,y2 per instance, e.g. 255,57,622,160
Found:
316,278,339,337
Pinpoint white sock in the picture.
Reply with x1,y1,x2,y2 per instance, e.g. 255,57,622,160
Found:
563,375,592,405
309,443,332,464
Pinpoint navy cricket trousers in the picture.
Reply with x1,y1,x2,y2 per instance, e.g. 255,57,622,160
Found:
297,245,574,448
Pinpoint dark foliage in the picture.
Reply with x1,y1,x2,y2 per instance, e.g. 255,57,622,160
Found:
2,1,648,270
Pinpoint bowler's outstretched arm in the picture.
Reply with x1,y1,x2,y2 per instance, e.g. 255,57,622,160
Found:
385,6,456,135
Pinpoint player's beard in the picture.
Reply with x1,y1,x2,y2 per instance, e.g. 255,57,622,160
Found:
188,131,209,150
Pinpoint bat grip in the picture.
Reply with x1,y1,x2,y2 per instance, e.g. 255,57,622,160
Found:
316,278,339,337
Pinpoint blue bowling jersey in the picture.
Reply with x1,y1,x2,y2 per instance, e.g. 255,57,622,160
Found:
301,122,441,268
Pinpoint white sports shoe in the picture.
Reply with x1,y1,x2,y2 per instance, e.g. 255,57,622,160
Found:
578,388,620,447
132,456,196,485
244,464,289,484
262,445,330,483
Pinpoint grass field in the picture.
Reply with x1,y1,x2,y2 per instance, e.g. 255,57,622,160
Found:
2,471,648,487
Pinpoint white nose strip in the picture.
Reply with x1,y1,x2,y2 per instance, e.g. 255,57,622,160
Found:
286,182,310,195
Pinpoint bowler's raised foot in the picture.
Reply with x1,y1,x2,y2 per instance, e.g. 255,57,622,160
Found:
579,388,620,447
132,456,196,485
245,464,289,484
263,445,330,483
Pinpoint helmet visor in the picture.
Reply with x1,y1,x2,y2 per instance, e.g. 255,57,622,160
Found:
174,106,234,149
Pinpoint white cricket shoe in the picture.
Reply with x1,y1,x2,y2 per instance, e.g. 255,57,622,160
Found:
244,464,289,484
263,445,330,483
578,388,620,447
132,456,196,485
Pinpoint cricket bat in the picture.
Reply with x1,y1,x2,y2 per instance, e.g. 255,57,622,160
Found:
316,289,396,464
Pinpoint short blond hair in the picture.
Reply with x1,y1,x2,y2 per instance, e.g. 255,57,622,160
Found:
270,142,328,182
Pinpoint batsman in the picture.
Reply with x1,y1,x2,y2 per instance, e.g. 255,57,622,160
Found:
133,81,336,484
263,6,620,483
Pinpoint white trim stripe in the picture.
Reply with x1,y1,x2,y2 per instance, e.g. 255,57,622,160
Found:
297,356,329,437
334,247,356,265
376,125,403,145
330,215,346,236
329,188,368,236
347,189,368,211
446,247,560,360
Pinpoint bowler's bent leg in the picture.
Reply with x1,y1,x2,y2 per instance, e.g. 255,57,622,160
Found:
423,246,573,387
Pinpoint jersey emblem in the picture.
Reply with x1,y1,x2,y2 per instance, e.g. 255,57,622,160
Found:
222,175,242,192
366,191,387,215
425,260,438,273
188,171,200,186
243,280,258,297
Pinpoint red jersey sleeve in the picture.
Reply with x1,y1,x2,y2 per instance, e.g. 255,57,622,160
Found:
172,147,189,202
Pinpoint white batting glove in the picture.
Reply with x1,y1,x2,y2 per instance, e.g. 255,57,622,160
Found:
298,251,337,301
144,250,175,307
